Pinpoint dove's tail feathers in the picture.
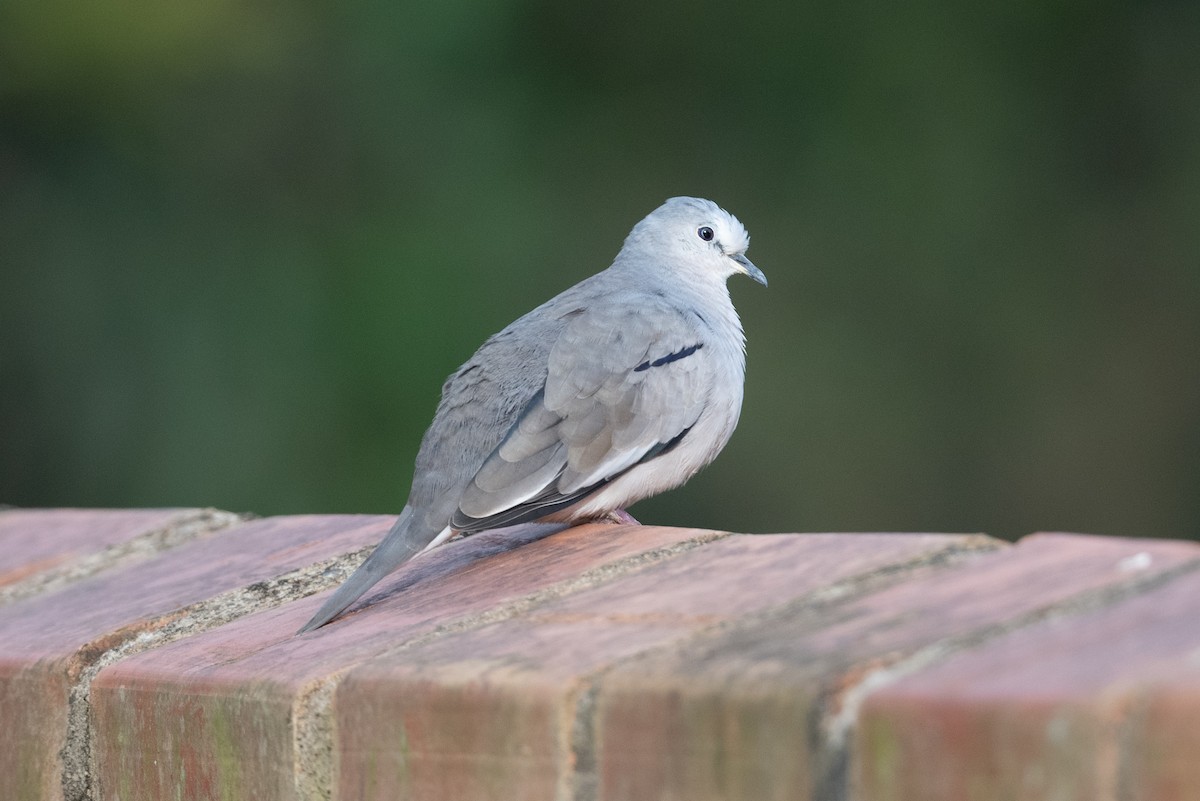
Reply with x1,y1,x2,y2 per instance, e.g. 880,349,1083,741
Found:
297,508,444,634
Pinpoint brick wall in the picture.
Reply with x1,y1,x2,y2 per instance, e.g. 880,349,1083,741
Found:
1,508,1197,801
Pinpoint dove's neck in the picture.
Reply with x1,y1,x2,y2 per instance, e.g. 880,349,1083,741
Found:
608,256,747,354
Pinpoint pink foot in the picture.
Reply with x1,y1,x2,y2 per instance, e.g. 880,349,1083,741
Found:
605,509,640,525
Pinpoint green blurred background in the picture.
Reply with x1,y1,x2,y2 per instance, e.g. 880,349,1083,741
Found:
2,1,1198,541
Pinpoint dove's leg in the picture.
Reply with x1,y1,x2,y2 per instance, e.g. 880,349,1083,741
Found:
605,509,640,525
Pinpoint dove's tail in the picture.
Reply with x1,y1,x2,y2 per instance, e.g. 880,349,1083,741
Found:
297,507,445,634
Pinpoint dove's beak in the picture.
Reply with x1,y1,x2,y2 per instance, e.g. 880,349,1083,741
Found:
731,253,768,287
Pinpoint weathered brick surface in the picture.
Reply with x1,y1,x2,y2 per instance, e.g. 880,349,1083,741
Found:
1133,675,1200,801
0,508,230,592
593,533,1200,801
2,510,1199,801
334,532,992,801
856,552,1200,801
0,514,394,801
90,522,719,801
0,508,226,801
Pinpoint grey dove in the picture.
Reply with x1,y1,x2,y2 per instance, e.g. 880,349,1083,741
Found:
299,197,765,633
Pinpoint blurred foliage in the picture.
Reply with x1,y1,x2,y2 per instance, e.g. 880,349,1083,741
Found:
2,0,1198,541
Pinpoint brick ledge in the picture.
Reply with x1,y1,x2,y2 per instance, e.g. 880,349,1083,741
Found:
1,508,1196,801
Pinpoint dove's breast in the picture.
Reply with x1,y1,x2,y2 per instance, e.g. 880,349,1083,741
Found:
560,291,748,519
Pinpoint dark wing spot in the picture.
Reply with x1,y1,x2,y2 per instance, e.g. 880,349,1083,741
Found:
653,342,702,367
635,342,704,373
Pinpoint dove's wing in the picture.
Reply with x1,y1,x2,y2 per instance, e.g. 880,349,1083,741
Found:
451,300,709,533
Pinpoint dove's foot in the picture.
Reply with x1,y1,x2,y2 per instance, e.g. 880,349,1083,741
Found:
603,509,640,525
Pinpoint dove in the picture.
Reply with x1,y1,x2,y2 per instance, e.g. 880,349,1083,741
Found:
299,196,766,633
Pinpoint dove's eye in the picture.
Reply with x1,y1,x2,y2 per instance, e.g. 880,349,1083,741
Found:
697,226,715,242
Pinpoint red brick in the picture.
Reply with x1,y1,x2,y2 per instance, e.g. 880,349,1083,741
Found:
9,513,1193,801
856,553,1200,801
332,533,993,801
593,533,1200,801
89,523,720,801
0,514,393,801
1132,679,1200,801
0,508,217,589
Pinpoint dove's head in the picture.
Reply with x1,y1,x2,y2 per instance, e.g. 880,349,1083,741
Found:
619,196,767,287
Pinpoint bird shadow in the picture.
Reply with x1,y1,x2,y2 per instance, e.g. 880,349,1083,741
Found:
355,521,572,611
